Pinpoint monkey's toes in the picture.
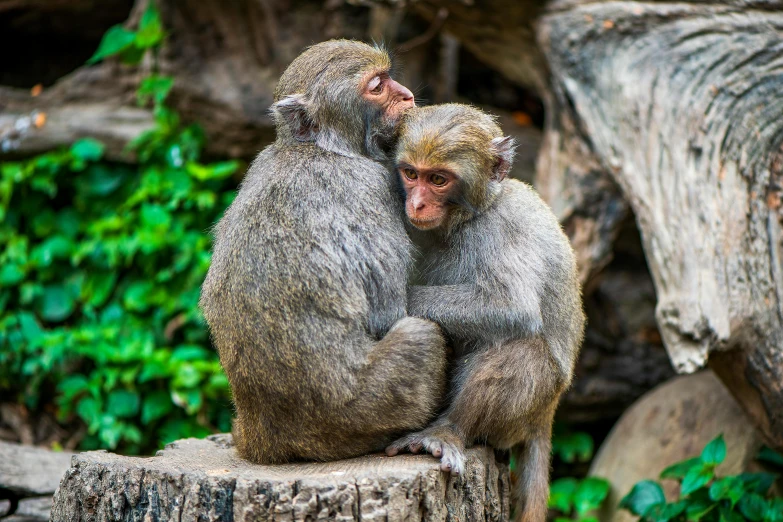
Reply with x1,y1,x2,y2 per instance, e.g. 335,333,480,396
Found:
437,443,466,475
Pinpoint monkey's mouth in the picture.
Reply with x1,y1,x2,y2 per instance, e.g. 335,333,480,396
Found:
409,217,441,230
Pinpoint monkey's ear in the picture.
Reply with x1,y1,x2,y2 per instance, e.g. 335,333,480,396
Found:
490,136,516,181
270,94,318,141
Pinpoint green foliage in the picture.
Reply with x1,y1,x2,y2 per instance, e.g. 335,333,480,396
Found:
619,435,783,522
88,2,164,65
553,427,595,464
0,1,238,453
547,428,610,521
549,477,611,522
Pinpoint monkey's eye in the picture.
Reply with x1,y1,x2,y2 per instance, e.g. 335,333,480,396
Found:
430,174,447,186
402,168,417,180
367,76,383,95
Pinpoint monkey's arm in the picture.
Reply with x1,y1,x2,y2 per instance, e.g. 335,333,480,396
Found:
408,284,543,341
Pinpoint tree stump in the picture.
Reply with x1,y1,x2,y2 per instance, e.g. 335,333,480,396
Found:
50,435,510,522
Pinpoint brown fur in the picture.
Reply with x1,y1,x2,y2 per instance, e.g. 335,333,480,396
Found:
388,104,585,522
201,41,446,464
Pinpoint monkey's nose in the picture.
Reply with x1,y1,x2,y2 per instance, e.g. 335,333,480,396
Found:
389,79,414,104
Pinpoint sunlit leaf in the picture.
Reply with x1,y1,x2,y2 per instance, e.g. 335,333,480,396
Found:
681,463,713,496
87,25,136,64
661,457,702,480
573,477,610,515
701,434,726,466
107,389,140,418
619,480,665,516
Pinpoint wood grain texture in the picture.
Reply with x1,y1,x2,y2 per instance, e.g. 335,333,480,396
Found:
538,1,783,447
50,434,510,522
0,441,73,496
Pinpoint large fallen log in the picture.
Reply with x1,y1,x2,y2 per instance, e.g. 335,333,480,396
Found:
50,434,510,522
537,1,783,447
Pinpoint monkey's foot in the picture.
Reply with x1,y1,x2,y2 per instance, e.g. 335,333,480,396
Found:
385,422,467,475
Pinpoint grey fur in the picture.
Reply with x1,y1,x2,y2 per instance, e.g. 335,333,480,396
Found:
389,104,585,522
200,40,446,465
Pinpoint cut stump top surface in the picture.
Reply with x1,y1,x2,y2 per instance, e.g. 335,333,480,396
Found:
51,434,510,521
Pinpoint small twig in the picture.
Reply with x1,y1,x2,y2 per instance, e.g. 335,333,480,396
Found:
396,7,449,53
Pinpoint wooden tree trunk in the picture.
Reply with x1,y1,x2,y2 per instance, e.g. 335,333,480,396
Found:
50,435,510,522
537,1,783,448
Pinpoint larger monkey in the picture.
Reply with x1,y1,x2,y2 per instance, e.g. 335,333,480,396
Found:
387,104,585,522
200,40,447,464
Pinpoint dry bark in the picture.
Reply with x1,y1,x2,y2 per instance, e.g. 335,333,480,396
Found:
50,434,510,522
538,1,783,447
0,0,369,160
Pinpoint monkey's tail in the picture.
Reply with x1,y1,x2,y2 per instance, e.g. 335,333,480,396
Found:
512,427,552,522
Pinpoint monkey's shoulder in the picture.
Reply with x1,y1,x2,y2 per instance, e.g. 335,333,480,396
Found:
490,180,568,241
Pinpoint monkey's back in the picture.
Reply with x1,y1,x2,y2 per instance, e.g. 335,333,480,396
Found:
420,179,585,382
200,143,413,461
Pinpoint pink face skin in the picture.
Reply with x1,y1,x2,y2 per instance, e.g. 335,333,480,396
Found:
398,163,458,230
361,72,415,121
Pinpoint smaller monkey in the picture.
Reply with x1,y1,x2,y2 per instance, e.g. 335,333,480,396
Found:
386,104,585,522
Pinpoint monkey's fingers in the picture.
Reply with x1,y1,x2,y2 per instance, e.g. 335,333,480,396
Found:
385,433,424,457
441,446,466,475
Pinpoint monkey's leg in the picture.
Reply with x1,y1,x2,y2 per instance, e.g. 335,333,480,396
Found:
330,317,448,456
449,337,560,522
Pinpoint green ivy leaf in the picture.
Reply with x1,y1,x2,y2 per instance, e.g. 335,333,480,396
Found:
619,480,666,517
661,457,703,480
0,264,26,287
141,390,173,424
643,501,688,522
686,495,716,522
573,477,610,515
738,494,768,522
59,375,90,400
757,446,783,468
764,499,783,522
186,161,239,181
681,463,713,496
76,397,102,428
135,2,164,48
30,235,73,267
70,138,105,162
701,435,727,466
119,45,146,65
107,389,140,418
719,506,745,522
709,476,743,507
737,472,779,495
83,272,117,308
549,478,578,514
140,203,172,230
35,284,76,322
137,75,174,106
87,25,136,64
123,281,153,312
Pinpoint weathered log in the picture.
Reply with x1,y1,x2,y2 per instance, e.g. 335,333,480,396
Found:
538,1,783,448
0,0,366,160
50,434,510,522
0,441,73,497
0,441,73,521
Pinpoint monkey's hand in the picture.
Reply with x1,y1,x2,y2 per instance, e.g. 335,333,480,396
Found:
385,420,467,475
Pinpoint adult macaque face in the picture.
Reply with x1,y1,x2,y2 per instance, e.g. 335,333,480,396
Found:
398,163,457,230
362,72,415,122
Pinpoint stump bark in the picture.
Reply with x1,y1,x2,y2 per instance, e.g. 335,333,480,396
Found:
50,435,510,522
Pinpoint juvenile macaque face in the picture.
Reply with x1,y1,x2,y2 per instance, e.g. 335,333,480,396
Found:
398,163,458,230
361,72,415,123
